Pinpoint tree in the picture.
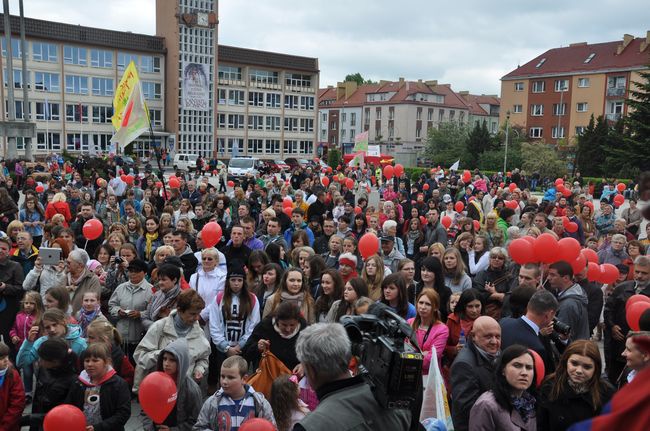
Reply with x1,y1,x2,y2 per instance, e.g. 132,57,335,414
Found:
521,142,566,178
466,121,492,167
344,73,375,86
575,115,610,177
327,147,342,169
422,122,469,166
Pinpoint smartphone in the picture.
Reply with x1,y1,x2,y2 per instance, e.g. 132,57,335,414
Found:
40,247,62,266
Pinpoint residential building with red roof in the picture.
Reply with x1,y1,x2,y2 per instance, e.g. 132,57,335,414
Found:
500,32,650,145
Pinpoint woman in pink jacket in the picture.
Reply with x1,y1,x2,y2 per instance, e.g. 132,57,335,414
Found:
408,288,449,375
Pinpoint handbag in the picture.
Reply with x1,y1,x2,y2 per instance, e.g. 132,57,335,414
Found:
245,350,291,399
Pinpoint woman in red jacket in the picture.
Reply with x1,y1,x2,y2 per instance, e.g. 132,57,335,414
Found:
44,192,72,226
0,341,26,431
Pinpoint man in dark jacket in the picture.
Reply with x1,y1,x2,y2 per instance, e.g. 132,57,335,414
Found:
71,201,104,257
0,237,26,358
306,191,327,226
421,209,447,252
450,316,501,431
547,261,590,342
171,230,198,282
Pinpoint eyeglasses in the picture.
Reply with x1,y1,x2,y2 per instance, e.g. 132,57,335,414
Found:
490,255,506,260
202,257,214,261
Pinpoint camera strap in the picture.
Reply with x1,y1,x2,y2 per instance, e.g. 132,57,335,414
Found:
421,324,434,347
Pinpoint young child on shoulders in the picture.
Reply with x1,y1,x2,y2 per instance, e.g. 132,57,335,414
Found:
65,343,132,431
0,341,25,431
142,338,203,430
193,356,276,431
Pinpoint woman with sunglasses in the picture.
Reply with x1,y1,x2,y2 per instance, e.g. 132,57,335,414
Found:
473,247,513,320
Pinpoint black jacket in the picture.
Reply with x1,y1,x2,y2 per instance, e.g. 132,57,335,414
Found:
28,365,78,430
450,340,498,431
500,316,556,375
65,373,132,431
604,280,650,332
579,279,604,334
242,316,306,370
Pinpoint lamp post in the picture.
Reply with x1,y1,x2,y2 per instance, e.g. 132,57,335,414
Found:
503,110,510,173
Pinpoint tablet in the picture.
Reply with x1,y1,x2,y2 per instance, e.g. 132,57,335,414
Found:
40,247,62,266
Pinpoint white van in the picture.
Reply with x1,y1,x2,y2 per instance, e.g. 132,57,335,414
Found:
228,157,262,179
173,154,199,171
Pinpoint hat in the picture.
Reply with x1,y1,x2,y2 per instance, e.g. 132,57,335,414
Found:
86,259,102,272
380,233,395,243
338,253,357,268
163,256,185,268
443,194,452,203
127,259,148,273
227,264,246,279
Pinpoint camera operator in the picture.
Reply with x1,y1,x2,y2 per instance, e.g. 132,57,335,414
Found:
293,323,411,431
546,261,590,342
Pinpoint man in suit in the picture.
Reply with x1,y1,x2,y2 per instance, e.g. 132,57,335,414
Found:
500,290,559,375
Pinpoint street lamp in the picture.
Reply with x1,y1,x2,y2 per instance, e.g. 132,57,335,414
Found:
503,110,510,173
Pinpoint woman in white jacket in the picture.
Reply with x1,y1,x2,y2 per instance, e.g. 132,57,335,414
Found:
209,265,260,374
23,240,68,296
189,247,226,324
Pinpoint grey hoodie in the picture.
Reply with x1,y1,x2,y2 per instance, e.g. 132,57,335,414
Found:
556,283,590,342
141,338,203,431
193,384,276,430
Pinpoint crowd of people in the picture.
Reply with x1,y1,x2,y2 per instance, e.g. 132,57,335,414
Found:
0,156,648,431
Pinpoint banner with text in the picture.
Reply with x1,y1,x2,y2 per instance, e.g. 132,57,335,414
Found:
182,62,210,111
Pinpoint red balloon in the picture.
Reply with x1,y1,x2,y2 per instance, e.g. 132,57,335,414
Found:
566,222,578,233
82,219,103,241
155,181,163,188
509,238,536,265
139,371,177,423
599,263,619,285
370,176,377,185
627,302,650,331
201,222,223,248
528,349,545,388
345,178,354,189
506,200,519,210
581,248,599,264
423,183,430,191
555,178,564,186
616,183,626,192
522,236,536,245
557,184,566,193
626,295,650,312
43,404,86,431
283,197,293,208
120,174,127,182
473,220,480,231
506,171,512,178
354,206,362,215
283,206,293,217
558,237,581,263
358,233,379,259
562,188,572,198
441,215,452,229
454,201,465,212
613,194,625,207
321,176,330,187
36,185,45,193
499,182,505,188
239,418,276,431
420,216,427,226
509,183,517,192
586,262,601,282
561,216,570,228
570,253,587,274
326,166,332,173
394,164,404,177
124,175,134,185
227,180,235,188
96,178,103,187
212,170,218,175
383,165,394,180
168,177,180,189
533,233,558,263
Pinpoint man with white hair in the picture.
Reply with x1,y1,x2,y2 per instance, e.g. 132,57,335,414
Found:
598,233,629,265
294,323,411,430
66,248,101,314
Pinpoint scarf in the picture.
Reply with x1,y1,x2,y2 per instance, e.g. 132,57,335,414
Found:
150,284,181,322
510,391,536,422
77,306,100,334
280,291,305,310
475,344,500,365
273,317,301,339
406,230,420,255
568,379,590,395
145,232,158,260
0,366,7,388
173,312,192,337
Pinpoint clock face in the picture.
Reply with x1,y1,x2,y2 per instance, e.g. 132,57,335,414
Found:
197,12,208,27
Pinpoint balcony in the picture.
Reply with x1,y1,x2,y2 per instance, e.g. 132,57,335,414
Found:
607,87,625,97
606,113,622,121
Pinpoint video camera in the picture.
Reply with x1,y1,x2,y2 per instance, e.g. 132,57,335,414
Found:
340,302,423,410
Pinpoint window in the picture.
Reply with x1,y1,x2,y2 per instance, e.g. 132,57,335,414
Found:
341,113,347,123
248,115,264,130
299,140,313,154
576,102,588,112
531,104,544,116
148,108,161,125
438,109,444,122
3,69,24,89
217,113,226,128
66,133,89,151
449,110,455,121
117,52,139,71
66,104,88,122
284,139,298,153
35,102,60,120
34,72,60,92
284,117,299,132
350,113,357,126
266,116,281,131
247,139,264,153
140,56,160,73
552,126,565,139
218,65,242,80
63,46,87,65
1,38,22,58
350,129,356,139
249,69,278,84
578,77,590,88
607,76,626,96
553,103,566,116
535,58,546,68
376,107,382,120
218,89,227,105
284,95,299,109
65,75,89,95
265,139,280,153
416,108,422,120
32,42,58,62
91,134,112,152
299,118,314,132
514,82,524,91
286,73,312,87
92,106,113,124
584,53,596,63
532,81,545,93
141,81,162,99
575,126,586,135
427,109,433,121
341,129,346,140
529,127,543,138
90,49,113,68
415,128,422,139
554,79,569,92
91,77,114,96
227,114,244,129
513,104,523,113
459,111,465,124
300,96,314,110
5,100,30,120
266,93,281,108
36,132,61,151
249,91,264,107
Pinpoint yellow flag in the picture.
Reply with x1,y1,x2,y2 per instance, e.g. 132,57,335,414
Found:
112,61,140,130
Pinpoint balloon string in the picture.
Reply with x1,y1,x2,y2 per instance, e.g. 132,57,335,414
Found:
85,239,88,249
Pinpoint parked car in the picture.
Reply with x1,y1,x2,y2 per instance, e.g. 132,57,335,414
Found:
228,157,262,179
274,159,290,171
173,154,199,172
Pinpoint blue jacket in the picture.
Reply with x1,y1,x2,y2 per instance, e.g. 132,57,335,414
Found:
17,324,87,367
283,222,314,246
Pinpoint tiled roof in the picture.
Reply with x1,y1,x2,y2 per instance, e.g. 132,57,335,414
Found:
218,45,319,73
502,37,649,79
464,94,500,116
0,13,165,53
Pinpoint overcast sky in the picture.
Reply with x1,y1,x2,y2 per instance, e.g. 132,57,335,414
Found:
7,0,650,95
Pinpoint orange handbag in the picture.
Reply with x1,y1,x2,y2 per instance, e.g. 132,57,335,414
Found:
245,350,291,399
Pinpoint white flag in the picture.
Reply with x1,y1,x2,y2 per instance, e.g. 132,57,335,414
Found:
449,160,460,171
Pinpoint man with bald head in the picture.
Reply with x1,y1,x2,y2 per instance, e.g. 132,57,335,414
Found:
450,316,502,431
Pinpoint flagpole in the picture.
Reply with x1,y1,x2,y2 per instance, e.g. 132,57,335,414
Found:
147,114,167,201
